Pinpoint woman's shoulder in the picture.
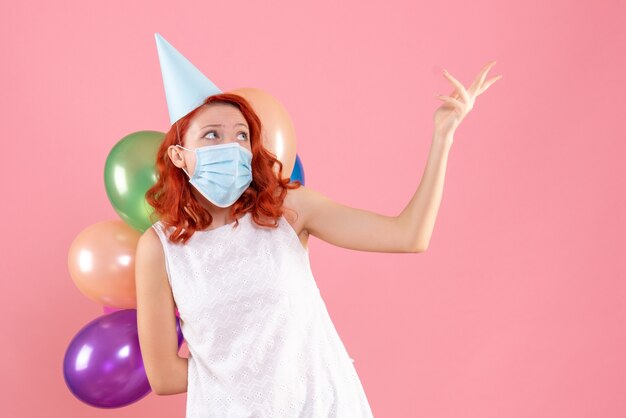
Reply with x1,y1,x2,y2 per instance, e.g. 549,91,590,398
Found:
281,185,309,237
135,227,169,276
138,225,165,253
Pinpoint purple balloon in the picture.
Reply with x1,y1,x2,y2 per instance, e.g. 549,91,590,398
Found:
63,309,183,408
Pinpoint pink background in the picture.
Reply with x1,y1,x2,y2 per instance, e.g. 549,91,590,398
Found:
1,0,625,417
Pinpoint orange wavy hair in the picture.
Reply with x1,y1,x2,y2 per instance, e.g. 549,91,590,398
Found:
146,92,302,244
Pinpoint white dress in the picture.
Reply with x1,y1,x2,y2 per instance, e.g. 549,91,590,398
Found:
151,212,374,417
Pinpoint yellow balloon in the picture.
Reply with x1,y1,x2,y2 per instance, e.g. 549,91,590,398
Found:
229,87,297,179
67,220,141,308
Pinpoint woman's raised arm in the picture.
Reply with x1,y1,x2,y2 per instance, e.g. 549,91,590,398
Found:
290,61,501,254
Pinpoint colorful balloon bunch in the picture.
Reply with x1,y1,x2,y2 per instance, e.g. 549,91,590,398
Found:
63,88,305,408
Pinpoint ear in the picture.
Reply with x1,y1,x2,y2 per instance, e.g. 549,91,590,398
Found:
167,145,186,169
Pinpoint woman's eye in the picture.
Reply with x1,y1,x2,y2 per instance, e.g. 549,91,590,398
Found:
203,130,247,140
204,130,217,139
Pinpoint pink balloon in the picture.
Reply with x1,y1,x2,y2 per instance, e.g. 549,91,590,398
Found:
68,220,141,308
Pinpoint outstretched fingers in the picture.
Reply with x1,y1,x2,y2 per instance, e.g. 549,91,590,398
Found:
436,60,502,115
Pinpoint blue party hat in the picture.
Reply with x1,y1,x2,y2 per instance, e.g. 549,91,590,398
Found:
154,33,222,125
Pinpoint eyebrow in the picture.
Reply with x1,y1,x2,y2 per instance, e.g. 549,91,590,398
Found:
201,123,249,130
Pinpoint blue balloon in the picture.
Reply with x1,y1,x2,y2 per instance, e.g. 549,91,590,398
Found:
63,309,183,408
289,153,306,185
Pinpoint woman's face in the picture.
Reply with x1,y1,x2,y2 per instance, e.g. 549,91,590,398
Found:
174,102,252,177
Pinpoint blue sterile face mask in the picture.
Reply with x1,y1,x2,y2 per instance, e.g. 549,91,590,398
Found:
176,142,253,208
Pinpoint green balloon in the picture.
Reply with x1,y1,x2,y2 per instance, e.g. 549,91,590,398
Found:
104,131,165,232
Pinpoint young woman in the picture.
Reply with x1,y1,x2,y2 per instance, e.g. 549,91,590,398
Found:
136,62,500,417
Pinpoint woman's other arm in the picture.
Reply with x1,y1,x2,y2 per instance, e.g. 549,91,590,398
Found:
135,228,188,395
289,135,451,254
290,62,501,253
